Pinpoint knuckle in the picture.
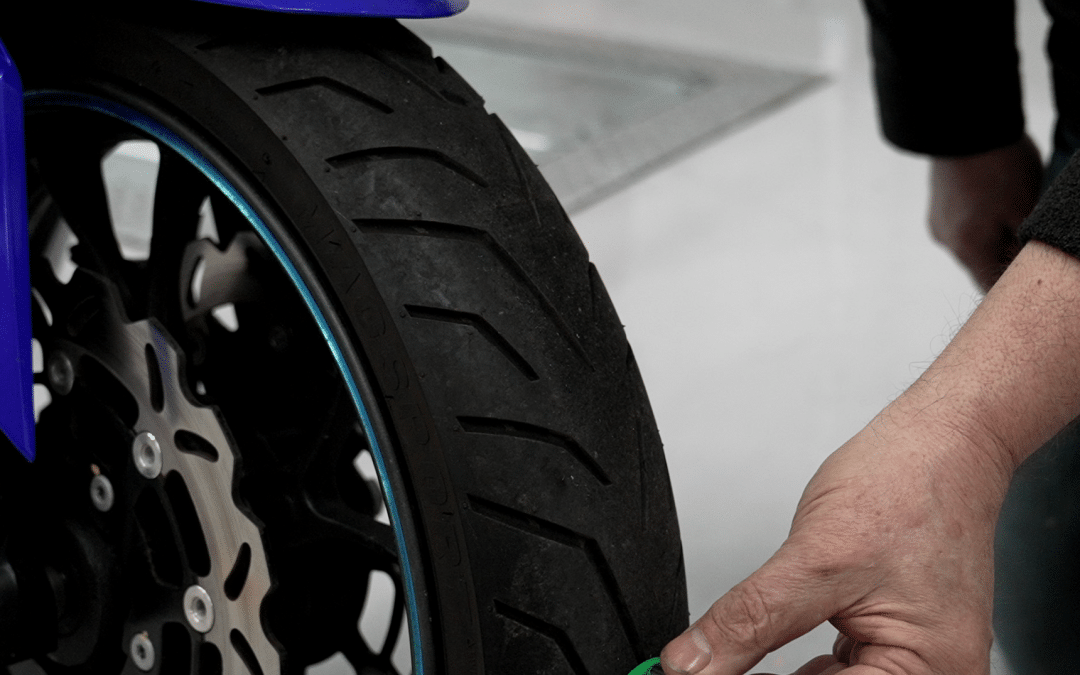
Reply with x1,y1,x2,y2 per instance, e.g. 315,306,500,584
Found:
704,580,775,653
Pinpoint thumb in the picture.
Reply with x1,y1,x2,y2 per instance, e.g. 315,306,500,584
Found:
660,557,838,675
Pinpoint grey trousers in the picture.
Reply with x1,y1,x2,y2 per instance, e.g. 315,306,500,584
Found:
994,415,1080,674
991,130,1080,675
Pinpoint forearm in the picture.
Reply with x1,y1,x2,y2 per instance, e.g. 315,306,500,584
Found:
877,241,1080,488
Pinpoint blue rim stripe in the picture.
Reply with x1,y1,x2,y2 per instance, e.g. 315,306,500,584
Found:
24,90,425,675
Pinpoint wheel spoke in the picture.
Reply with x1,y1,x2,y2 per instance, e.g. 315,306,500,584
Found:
379,574,406,660
299,394,400,567
31,126,132,299
29,277,55,339
209,190,251,247
148,148,208,331
342,630,400,675
30,256,72,341
26,175,64,254
179,233,267,324
300,388,360,476
318,508,400,571
30,299,51,344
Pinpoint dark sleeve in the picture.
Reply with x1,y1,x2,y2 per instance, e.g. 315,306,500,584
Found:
862,0,1025,156
1019,151,1080,259
1045,0,1080,143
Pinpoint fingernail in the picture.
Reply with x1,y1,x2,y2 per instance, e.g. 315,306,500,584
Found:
662,627,712,675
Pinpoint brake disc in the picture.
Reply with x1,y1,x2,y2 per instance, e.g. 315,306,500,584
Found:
43,266,278,675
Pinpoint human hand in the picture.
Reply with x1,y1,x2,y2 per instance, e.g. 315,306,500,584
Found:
657,240,1080,675
928,134,1042,292
660,415,1013,675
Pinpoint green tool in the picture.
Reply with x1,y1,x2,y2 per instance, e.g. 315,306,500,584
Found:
628,657,663,675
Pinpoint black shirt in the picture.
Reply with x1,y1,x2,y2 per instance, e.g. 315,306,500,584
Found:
863,0,1080,253
863,0,1080,155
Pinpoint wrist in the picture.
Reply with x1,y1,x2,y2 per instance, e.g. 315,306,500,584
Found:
930,133,1036,166
858,393,1016,519
851,240,1080,510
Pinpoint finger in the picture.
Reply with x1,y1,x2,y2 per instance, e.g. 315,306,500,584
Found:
660,558,843,675
790,664,887,675
832,634,854,664
790,655,842,675
748,657,846,675
662,625,712,675
831,633,844,659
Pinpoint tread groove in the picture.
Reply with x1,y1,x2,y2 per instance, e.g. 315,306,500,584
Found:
354,45,454,104
326,147,488,187
492,600,590,675
457,416,611,486
354,218,593,367
497,119,550,260
497,117,597,363
254,77,393,113
637,415,649,527
194,35,238,51
405,304,539,381
587,263,602,323
495,119,596,372
467,494,643,659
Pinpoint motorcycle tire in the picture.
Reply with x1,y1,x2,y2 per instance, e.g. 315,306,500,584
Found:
1,4,687,675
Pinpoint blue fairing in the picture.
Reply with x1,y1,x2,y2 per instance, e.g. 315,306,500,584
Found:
196,0,468,17
0,38,33,461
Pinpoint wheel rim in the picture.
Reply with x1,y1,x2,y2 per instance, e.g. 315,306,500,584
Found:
17,90,427,675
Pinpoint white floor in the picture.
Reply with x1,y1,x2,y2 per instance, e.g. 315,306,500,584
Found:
414,0,1056,672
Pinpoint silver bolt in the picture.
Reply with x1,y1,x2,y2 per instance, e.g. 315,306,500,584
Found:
129,631,155,671
132,432,162,479
47,352,74,395
184,585,214,633
89,474,114,512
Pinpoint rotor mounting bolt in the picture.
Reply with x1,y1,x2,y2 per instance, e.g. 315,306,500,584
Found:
130,632,155,671
132,432,162,479
89,474,114,512
47,351,74,396
184,585,214,633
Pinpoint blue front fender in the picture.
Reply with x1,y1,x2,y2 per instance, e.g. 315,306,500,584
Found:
0,38,33,462
197,0,468,17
